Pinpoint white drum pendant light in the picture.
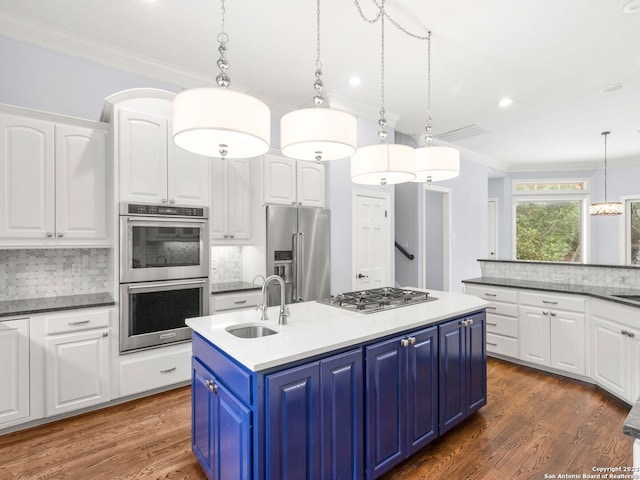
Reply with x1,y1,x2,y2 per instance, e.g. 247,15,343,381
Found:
172,0,270,159
280,0,356,162
351,0,416,185
413,33,460,183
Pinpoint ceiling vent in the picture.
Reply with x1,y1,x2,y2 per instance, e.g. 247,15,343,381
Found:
432,124,490,143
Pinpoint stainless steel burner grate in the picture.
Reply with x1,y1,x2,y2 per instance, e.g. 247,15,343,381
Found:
317,287,437,314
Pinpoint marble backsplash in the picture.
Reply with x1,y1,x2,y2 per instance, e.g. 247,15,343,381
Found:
211,246,242,283
480,260,640,289
0,249,110,301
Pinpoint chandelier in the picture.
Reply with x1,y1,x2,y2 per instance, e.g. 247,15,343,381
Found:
280,0,357,162
172,0,271,159
589,131,622,216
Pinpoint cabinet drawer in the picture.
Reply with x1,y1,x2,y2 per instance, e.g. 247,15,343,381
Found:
192,333,253,405
486,313,518,338
120,345,191,397
44,308,110,335
519,291,585,312
212,291,262,313
484,302,518,318
486,333,518,358
465,285,517,304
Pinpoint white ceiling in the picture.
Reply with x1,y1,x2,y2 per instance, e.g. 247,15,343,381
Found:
0,0,639,172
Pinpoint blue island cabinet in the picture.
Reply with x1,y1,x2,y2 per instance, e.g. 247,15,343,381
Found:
365,326,438,479
438,311,487,435
265,349,364,480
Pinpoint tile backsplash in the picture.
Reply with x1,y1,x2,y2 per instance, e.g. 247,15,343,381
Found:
211,246,242,283
0,249,109,301
480,260,640,289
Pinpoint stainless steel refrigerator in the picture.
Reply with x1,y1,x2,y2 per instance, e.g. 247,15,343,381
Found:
266,205,330,306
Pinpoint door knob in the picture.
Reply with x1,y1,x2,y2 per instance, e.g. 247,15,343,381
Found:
357,273,368,279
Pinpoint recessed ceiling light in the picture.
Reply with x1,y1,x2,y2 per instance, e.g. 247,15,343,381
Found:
600,83,624,93
623,0,640,13
498,98,513,108
348,76,361,87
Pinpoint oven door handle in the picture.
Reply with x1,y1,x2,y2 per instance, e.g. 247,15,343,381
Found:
125,216,207,225
126,279,208,290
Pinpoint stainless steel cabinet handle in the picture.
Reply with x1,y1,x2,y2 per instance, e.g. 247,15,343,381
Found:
400,338,409,347
68,320,90,325
357,273,368,279
542,300,558,305
160,367,177,374
487,322,497,326
486,306,497,310
487,342,498,347
484,293,497,297
234,299,248,304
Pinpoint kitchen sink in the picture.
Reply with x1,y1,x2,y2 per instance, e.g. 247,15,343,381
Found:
226,324,278,339
612,294,640,302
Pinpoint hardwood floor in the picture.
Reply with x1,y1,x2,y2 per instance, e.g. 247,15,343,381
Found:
0,358,632,480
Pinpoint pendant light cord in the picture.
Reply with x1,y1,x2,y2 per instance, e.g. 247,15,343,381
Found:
603,131,610,202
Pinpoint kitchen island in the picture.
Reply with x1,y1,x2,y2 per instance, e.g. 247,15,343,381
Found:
186,289,487,480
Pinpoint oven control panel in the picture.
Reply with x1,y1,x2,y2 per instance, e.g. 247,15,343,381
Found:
122,203,207,218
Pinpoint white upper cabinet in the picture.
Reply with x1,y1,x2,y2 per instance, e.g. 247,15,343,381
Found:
118,105,210,207
263,154,325,207
211,157,252,242
0,108,109,246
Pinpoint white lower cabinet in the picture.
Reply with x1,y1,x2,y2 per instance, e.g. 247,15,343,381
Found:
518,292,586,376
43,309,111,416
118,342,192,397
0,318,30,429
210,290,263,313
591,299,639,403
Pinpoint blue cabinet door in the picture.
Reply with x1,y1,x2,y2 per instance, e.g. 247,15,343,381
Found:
406,326,438,456
466,312,487,414
438,318,466,435
193,358,215,480
365,335,406,478
320,349,364,480
192,358,252,480
217,382,252,480
266,362,321,480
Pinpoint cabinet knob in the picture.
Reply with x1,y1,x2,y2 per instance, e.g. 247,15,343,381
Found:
230,234,235,239
205,379,218,393
102,331,109,337
622,329,629,336
56,232,64,238
46,232,53,238
400,338,409,347
409,336,416,345
169,199,175,204
468,319,474,326
549,312,556,317
161,198,167,204
542,311,549,315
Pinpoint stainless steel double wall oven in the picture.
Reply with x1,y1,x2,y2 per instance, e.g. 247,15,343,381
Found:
119,203,209,353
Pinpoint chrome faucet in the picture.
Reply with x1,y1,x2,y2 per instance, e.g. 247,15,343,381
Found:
259,275,290,325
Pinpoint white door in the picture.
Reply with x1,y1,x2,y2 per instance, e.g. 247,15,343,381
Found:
487,198,498,259
0,319,30,427
592,316,629,400
45,329,110,416
227,158,252,240
167,140,211,207
549,310,586,375
518,306,550,366
263,154,297,205
0,115,55,239
118,109,168,204
423,186,451,291
55,124,108,240
296,160,325,207
353,192,390,290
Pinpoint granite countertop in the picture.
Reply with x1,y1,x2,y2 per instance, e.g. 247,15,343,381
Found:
0,292,116,318
462,276,640,309
211,281,262,294
187,289,487,371
624,397,640,440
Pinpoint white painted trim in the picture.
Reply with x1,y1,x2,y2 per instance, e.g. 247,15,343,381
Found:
351,188,392,290
511,178,590,195
421,184,452,292
488,197,499,259
620,194,640,265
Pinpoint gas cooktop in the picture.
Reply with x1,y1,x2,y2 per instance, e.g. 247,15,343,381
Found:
317,287,437,314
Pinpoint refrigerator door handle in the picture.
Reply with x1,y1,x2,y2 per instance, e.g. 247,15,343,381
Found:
292,233,299,302
297,232,304,301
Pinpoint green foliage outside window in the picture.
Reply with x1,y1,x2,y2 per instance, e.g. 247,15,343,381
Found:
630,201,640,265
516,200,582,262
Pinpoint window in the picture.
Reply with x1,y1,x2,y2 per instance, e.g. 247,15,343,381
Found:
624,197,640,265
513,180,588,263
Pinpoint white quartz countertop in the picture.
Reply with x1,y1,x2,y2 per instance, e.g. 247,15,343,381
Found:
186,289,488,372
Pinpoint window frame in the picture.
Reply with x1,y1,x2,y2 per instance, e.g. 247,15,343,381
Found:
620,194,640,265
511,178,590,263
